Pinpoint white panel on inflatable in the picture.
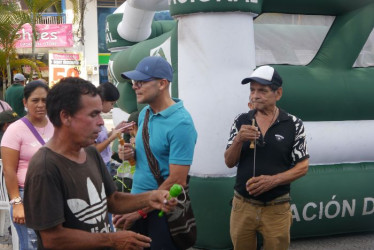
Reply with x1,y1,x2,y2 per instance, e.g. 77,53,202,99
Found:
117,0,169,42
305,120,374,165
177,13,256,177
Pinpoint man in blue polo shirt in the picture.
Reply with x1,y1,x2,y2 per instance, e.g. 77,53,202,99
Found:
224,65,309,250
116,56,197,249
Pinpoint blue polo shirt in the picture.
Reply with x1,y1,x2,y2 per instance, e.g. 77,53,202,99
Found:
131,99,197,194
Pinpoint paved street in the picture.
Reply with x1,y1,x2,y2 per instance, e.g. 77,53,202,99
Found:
1,209,373,250
289,232,374,250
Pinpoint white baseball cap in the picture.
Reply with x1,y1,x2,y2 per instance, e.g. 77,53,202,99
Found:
241,65,282,87
13,73,26,82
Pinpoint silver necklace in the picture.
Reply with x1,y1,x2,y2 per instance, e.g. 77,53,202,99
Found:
36,124,46,135
256,106,278,136
268,107,278,129
252,107,278,177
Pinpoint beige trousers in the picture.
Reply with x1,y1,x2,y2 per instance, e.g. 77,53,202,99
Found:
230,196,292,250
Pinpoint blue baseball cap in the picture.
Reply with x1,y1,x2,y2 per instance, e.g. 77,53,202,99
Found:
121,56,173,82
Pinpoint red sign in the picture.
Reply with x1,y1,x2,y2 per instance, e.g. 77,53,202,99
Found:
15,24,74,48
49,51,81,87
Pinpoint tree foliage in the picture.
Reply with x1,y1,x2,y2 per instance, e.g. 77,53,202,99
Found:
0,1,46,97
0,0,81,97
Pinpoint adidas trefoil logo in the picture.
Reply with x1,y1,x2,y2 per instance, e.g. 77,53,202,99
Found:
67,178,108,224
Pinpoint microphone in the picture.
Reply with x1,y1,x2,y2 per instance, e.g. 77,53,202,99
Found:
158,184,183,217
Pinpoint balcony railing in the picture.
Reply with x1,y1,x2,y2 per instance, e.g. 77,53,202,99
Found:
36,13,66,24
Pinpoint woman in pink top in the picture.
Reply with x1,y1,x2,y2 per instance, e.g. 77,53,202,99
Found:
1,80,54,250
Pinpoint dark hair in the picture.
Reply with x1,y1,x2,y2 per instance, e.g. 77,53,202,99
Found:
24,80,49,100
97,82,120,102
47,77,98,127
123,110,140,143
128,110,140,125
269,83,281,91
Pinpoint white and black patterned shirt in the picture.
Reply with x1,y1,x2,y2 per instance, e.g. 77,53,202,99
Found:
226,109,309,202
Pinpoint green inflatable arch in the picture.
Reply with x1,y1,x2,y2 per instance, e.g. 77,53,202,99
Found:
106,1,374,249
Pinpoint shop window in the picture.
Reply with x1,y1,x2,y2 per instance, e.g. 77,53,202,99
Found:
98,0,126,8
99,65,109,84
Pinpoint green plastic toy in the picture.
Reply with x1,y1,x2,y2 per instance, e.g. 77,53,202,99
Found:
158,184,183,217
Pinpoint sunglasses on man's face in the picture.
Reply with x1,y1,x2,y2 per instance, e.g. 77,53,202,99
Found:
131,78,160,88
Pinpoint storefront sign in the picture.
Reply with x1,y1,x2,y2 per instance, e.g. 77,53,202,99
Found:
23,65,49,78
49,51,81,87
15,24,73,48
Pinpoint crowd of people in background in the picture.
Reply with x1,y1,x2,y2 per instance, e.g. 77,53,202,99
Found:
0,70,182,249
0,57,309,250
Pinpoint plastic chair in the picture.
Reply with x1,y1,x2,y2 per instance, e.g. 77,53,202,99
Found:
0,159,19,250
